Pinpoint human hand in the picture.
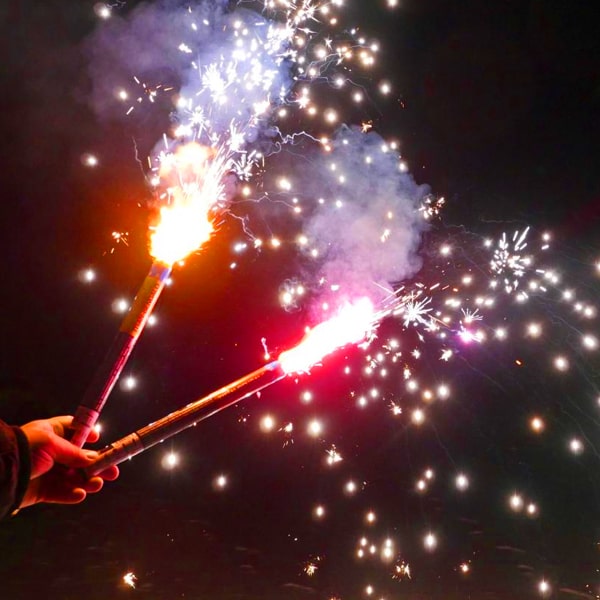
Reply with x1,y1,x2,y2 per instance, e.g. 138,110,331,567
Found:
19,416,119,508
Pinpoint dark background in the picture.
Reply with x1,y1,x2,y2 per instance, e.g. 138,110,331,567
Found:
1,1,599,599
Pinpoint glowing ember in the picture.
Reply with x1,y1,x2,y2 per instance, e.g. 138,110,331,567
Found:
424,532,438,551
123,572,137,588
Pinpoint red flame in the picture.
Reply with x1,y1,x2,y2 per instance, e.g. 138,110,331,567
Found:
278,298,375,375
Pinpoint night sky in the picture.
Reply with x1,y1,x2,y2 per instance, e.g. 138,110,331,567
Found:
1,1,600,599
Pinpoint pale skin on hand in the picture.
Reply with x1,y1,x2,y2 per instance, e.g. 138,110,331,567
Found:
19,415,119,508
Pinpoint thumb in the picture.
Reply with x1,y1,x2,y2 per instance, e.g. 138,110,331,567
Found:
49,435,97,468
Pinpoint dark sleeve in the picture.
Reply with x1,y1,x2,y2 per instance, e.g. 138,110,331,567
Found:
0,420,31,520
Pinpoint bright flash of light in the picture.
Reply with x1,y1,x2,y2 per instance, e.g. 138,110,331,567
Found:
455,473,470,491
345,480,358,495
161,451,179,469
79,268,96,283
569,437,584,455
526,322,542,338
530,416,545,433
326,446,343,466
538,579,551,596
381,544,394,561
424,532,437,551
582,334,598,350
393,560,411,580
82,153,99,167
437,384,450,399
260,414,276,432
490,228,532,293
150,144,223,265
214,474,228,490
121,375,137,391
509,493,524,512
308,419,323,437
304,560,320,576
411,408,425,425
278,298,375,374
301,390,313,403
112,298,129,314
123,572,137,588
553,355,569,372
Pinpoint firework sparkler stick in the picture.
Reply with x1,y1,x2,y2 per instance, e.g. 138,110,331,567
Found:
85,298,376,477
71,260,172,448
85,361,283,476
72,143,223,447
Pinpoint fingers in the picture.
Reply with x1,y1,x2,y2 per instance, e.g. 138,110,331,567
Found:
19,415,120,509
49,435,99,469
23,467,117,507
46,474,109,504
47,415,76,438
49,487,87,505
45,415,100,447
85,427,100,444
97,465,120,481
20,471,88,507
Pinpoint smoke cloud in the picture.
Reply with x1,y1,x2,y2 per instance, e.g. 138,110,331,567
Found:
84,2,428,307
85,0,294,137
299,126,429,304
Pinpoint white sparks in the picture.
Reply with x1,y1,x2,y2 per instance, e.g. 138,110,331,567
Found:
569,437,584,455
123,572,137,588
455,473,470,491
424,532,437,551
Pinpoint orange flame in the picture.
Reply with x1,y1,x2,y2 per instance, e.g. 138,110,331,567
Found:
150,143,223,265
278,298,375,374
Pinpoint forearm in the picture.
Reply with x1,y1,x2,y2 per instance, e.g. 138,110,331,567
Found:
0,421,31,520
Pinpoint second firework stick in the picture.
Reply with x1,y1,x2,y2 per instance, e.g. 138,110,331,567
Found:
70,260,172,447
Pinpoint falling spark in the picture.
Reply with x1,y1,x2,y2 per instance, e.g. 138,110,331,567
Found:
121,375,137,391
82,153,99,167
214,474,228,490
79,268,96,283
509,493,524,512
162,451,179,469
393,560,411,580
530,416,545,433
123,572,137,588
424,532,437,551
538,579,551,596
455,473,470,491
569,438,584,455
260,414,276,432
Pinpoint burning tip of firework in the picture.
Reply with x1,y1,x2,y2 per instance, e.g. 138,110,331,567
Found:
278,298,375,375
149,143,220,266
